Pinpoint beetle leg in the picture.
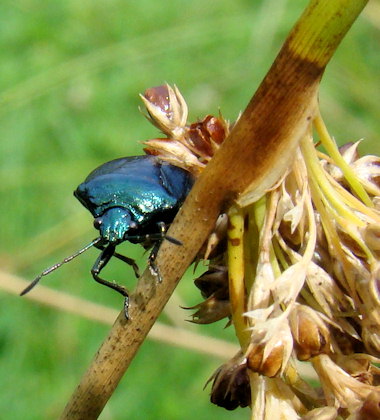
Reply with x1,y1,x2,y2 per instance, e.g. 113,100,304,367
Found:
164,235,182,246
156,221,182,245
91,244,130,319
94,242,140,278
156,221,166,236
113,253,140,278
147,221,184,282
146,222,167,282
148,241,162,283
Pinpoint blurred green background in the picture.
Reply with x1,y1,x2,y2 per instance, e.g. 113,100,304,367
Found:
0,0,379,419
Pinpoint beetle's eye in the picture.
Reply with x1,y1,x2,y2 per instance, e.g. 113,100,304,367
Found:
93,218,102,230
129,221,138,230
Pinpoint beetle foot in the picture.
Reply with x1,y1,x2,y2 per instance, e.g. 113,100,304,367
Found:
149,259,162,283
123,295,130,319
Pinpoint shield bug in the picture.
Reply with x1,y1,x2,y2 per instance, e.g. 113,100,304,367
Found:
21,155,194,317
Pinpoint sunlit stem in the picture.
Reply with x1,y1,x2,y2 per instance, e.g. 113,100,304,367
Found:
244,198,266,292
320,166,380,223
314,111,373,207
300,136,359,300
227,204,251,351
301,133,365,227
301,132,376,265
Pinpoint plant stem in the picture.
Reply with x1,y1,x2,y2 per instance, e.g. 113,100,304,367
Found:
228,205,251,350
314,111,373,206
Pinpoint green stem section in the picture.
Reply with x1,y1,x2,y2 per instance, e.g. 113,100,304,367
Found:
288,0,369,66
301,132,376,264
228,205,251,351
301,133,366,227
314,111,373,206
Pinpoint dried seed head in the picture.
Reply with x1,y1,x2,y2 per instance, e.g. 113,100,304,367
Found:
289,305,331,361
139,87,380,417
141,84,229,175
135,82,380,418
241,117,379,417
186,266,230,324
209,354,251,410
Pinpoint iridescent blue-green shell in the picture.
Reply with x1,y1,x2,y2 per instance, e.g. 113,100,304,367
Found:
74,155,193,243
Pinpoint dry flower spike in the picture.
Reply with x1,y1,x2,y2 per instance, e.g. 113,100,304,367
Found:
141,84,380,419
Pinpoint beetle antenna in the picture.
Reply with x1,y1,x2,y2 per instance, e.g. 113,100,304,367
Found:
20,237,103,296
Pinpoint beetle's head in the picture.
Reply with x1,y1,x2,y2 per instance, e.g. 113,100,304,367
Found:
93,207,137,244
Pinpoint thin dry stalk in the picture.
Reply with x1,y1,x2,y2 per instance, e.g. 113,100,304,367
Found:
0,271,238,359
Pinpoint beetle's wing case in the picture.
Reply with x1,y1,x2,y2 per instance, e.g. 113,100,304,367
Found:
158,160,194,201
82,156,151,182
74,155,193,226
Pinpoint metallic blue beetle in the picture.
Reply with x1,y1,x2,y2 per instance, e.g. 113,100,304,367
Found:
21,155,194,317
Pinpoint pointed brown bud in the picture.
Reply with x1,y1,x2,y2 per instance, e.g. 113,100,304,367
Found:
144,85,172,115
194,267,228,300
246,341,284,377
209,354,251,410
187,115,227,160
185,296,230,324
289,305,330,361
198,213,228,260
140,84,187,138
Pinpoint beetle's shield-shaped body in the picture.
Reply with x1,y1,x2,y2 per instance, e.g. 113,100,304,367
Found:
74,155,194,243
